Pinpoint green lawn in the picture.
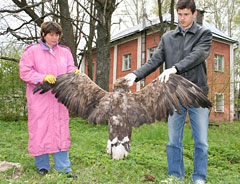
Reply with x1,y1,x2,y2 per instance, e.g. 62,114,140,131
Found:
0,118,239,183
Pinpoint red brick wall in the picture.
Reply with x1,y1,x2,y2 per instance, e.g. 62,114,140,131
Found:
84,54,96,81
115,39,138,91
144,32,162,86
207,41,231,121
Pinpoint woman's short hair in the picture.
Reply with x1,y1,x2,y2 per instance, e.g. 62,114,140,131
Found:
40,21,62,41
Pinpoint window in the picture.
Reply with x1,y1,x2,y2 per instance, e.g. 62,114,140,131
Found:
214,54,224,72
147,47,157,60
122,54,131,71
215,93,224,112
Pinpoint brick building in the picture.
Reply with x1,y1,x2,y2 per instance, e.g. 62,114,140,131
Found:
81,13,238,122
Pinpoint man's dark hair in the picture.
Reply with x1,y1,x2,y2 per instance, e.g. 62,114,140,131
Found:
176,0,196,13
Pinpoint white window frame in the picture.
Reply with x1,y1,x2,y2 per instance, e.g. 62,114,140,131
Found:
214,93,224,112
214,54,224,72
122,54,131,71
147,47,157,60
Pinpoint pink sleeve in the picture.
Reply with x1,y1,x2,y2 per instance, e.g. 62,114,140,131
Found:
66,49,78,73
19,48,46,85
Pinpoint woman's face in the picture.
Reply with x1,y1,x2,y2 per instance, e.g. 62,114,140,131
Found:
43,32,60,47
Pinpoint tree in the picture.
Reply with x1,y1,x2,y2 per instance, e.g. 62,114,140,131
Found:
94,0,120,91
0,0,123,91
57,0,77,64
86,0,96,80
196,0,240,38
0,0,87,66
117,0,147,27
0,43,27,120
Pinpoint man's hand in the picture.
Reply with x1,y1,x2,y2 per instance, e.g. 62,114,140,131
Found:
43,75,56,84
158,67,177,83
74,69,80,74
124,73,137,87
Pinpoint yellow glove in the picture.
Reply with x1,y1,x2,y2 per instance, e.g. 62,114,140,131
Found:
74,69,80,74
43,75,56,84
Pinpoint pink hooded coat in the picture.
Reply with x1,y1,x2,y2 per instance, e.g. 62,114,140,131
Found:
19,40,77,156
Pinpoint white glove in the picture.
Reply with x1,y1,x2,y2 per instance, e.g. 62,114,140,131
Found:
124,73,137,87
158,67,177,83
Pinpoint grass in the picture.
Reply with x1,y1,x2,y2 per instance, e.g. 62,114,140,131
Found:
0,118,239,183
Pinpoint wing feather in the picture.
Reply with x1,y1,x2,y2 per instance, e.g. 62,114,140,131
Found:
135,74,212,122
125,93,154,127
33,72,109,123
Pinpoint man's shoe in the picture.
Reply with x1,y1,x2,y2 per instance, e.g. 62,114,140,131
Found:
38,168,48,176
161,178,174,183
66,172,77,179
194,180,205,184
161,177,183,183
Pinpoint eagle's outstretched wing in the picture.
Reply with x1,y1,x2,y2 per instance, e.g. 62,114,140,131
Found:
130,74,212,126
33,72,212,160
33,72,110,123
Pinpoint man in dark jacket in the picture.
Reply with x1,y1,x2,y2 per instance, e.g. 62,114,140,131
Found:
125,0,212,183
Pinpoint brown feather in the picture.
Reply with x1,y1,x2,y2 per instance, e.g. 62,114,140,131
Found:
33,72,212,159
135,74,212,122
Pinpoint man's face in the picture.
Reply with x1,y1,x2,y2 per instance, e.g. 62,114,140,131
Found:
177,8,197,30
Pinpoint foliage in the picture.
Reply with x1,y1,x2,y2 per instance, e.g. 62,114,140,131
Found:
150,0,172,17
0,118,239,183
0,44,27,121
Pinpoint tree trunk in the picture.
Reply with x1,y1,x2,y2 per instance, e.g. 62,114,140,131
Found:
170,0,175,30
95,0,117,91
87,1,96,80
157,0,165,37
58,0,78,66
157,0,165,73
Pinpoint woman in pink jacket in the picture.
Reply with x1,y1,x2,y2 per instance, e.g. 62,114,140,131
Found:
19,22,78,178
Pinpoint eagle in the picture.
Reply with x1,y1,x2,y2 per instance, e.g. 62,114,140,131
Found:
33,72,212,160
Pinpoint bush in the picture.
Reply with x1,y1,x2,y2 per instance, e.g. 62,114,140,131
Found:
0,44,27,121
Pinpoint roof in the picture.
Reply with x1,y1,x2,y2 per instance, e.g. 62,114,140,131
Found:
111,13,238,44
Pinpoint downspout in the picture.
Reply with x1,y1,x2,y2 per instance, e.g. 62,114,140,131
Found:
113,45,118,84
137,8,147,91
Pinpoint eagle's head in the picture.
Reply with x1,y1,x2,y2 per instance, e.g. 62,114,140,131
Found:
113,77,130,93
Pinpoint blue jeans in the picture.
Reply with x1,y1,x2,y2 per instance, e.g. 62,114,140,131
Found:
166,104,209,182
35,151,72,173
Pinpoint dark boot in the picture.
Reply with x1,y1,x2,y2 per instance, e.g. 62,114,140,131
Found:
38,168,48,176
66,172,77,179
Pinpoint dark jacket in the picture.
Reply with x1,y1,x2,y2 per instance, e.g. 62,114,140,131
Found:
133,22,212,95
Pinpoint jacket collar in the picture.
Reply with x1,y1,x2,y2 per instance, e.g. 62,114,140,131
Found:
173,21,198,35
38,39,58,51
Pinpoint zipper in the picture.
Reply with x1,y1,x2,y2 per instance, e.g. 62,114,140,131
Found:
180,32,186,76
180,32,186,60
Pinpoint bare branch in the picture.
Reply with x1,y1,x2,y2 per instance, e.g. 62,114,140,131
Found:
0,13,55,37
75,0,99,23
0,0,51,14
10,0,50,26
0,56,19,63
